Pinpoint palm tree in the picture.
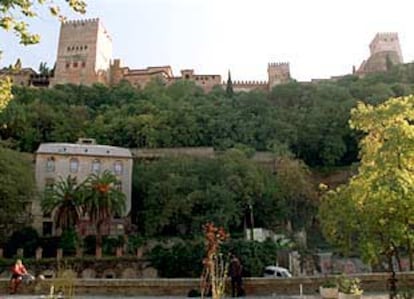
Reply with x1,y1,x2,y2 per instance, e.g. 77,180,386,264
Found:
41,175,85,234
83,170,126,257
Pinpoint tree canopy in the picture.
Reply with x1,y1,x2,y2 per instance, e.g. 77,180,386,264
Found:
0,146,35,241
4,64,414,167
0,0,87,112
319,95,414,271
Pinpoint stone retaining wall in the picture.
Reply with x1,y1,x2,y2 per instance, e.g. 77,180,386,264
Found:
0,273,413,296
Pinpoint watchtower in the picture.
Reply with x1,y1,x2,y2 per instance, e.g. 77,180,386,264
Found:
51,18,112,86
267,62,290,91
369,33,403,63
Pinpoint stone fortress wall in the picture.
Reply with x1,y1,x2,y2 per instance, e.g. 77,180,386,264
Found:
1,18,405,91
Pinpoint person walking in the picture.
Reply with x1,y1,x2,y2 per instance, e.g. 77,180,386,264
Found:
229,254,243,297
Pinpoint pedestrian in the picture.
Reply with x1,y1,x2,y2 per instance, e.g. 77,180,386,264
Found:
229,254,243,297
9,259,28,294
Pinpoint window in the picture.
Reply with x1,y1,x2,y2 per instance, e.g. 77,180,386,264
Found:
46,157,55,172
42,221,53,236
69,158,79,173
65,63,70,68
45,178,55,189
114,161,123,175
114,181,122,191
92,159,101,174
81,61,86,68
73,62,78,68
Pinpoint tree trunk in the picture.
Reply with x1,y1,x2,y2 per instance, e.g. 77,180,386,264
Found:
387,253,397,299
407,237,413,271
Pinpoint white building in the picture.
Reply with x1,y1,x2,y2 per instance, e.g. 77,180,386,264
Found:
34,138,133,236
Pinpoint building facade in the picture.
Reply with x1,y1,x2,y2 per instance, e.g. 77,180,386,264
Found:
34,138,133,236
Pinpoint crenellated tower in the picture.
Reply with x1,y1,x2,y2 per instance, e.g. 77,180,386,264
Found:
51,18,112,86
369,32,403,63
267,62,291,91
357,32,403,75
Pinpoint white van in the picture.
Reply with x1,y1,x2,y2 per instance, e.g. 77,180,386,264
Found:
263,266,292,278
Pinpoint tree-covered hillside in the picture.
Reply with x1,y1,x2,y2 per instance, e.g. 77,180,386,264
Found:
3,63,414,167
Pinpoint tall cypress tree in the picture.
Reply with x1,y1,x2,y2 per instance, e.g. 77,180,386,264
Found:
226,70,234,98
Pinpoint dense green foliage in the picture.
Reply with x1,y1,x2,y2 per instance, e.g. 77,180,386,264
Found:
0,147,35,241
3,62,414,267
319,95,414,271
133,151,315,238
3,64,414,167
4,227,39,257
148,238,283,278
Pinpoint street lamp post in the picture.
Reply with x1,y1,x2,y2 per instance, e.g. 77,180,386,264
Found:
248,203,254,241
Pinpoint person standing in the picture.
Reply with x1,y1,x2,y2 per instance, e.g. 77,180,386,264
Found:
229,254,243,297
9,259,28,294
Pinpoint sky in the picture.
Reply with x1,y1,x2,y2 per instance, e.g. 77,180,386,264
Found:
1,0,414,82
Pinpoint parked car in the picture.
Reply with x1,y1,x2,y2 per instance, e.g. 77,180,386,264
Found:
263,266,292,278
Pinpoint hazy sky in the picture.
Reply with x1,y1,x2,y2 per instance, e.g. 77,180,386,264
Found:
1,0,413,81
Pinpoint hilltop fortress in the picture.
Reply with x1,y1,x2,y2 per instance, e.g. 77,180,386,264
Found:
49,18,291,92
1,18,405,92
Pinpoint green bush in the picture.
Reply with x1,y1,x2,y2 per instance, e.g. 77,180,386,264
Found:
60,228,78,256
222,239,282,277
148,238,284,278
127,234,145,255
102,236,124,255
6,227,39,258
148,240,205,277
83,235,96,255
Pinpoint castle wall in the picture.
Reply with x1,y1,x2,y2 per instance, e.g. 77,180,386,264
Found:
110,60,172,88
231,80,268,92
169,70,222,92
0,68,35,86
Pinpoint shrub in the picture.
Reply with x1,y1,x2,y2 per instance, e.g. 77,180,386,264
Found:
5,227,39,258
338,276,363,295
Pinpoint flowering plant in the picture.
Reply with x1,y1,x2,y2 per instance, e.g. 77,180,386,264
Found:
200,222,229,299
338,276,363,295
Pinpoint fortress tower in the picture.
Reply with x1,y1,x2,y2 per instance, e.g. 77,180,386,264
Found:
369,33,403,63
267,62,291,91
51,18,112,86
357,32,403,75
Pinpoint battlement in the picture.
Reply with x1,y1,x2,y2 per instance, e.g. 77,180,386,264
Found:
373,32,399,38
62,18,100,25
369,32,402,63
233,80,267,85
268,62,289,67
